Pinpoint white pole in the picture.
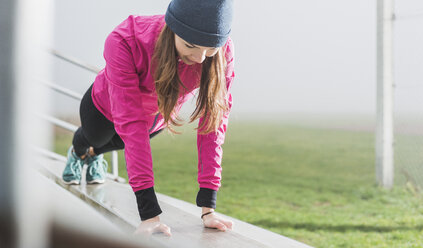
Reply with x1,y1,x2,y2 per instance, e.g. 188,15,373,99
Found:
376,0,394,188
112,151,119,179
14,0,54,247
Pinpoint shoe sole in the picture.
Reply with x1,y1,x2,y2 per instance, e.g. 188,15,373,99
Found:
62,179,80,185
86,179,105,184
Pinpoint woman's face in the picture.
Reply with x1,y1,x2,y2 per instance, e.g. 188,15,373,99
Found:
174,34,219,65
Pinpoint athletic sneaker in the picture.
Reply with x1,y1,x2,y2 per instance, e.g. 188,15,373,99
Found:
86,154,108,184
62,146,84,185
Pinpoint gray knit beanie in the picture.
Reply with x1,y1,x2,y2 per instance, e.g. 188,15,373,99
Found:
165,0,234,48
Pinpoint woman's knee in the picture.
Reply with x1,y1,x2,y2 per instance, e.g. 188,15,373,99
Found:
111,134,125,150
72,128,90,157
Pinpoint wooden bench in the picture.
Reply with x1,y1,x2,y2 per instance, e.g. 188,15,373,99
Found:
37,156,313,248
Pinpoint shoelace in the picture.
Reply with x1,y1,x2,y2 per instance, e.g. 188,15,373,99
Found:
88,159,108,176
70,158,83,175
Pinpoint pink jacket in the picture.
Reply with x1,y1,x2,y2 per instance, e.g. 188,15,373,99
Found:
91,15,235,193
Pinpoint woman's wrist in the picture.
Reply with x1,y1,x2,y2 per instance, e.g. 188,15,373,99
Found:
202,206,215,214
142,215,160,223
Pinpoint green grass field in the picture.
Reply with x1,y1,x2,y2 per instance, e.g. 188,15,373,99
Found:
54,121,423,248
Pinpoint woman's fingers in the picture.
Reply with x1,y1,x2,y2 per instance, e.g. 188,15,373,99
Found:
222,219,234,230
210,219,226,231
134,222,172,236
209,219,228,231
216,221,227,231
217,219,234,231
157,223,172,236
134,226,154,235
203,214,234,231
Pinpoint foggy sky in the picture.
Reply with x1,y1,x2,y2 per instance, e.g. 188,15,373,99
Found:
52,0,423,118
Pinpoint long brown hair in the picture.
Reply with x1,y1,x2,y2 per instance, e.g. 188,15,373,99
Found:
152,24,229,134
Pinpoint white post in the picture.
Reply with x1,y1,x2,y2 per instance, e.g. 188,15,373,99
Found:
14,0,54,247
376,0,394,188
112,151,119,179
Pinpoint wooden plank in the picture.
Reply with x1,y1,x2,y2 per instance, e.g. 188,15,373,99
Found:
37,156,313,248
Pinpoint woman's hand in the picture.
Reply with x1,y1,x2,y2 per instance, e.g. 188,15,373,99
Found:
134,216,172,236
202,208,234,231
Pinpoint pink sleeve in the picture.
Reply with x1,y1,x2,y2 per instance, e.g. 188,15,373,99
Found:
197,38,235,191
103,31,154,192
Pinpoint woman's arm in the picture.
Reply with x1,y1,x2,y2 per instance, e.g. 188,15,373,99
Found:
196,38,235,230
103,31,162,222
196,37,235,201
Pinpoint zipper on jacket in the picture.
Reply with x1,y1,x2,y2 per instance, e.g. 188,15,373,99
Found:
199,141,203,174
148,113,159,133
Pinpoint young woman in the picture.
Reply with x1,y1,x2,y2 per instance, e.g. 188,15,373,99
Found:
62,0,235,236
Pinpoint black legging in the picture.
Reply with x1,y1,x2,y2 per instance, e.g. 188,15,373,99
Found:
72,84,162,157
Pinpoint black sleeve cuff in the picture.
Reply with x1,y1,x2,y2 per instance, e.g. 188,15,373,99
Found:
134,187,162,221
196,188,217,209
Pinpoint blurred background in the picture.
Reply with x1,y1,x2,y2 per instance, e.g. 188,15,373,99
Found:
2,0,423,247
53,0,423,116
52,0,423,186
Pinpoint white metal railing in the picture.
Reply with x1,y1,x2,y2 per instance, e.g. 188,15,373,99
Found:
51,48,101,74
39,78,83,100
36,49,124,183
